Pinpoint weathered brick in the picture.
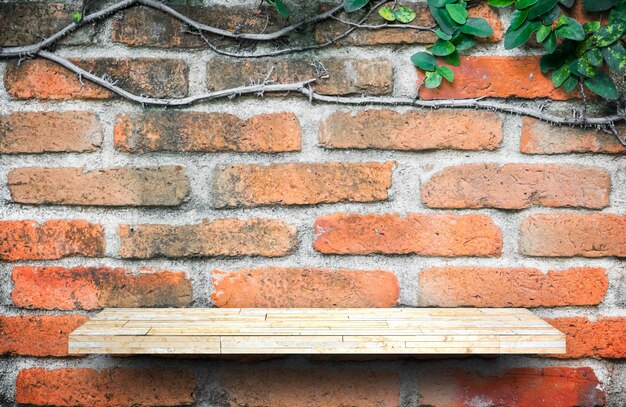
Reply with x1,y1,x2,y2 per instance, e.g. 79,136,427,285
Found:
213,162,394,208
0,315,87,357
418,367,605,407
0,3,95,46
314,213,502,257
206,57,393,96
319,110,502,151
16,368,195,406
114,112,301,153
5,59,188,100
419,267,607,307
211,267,399,308
421,164,610,209
9,166,190,206
521,117,626,154
118,218,297,258
547,317,626,358
12,266,192,310
112,5,285,48
520,213,626,257
420,57,577,100
0,111,102,154
0,220,104,261
221,368,399,407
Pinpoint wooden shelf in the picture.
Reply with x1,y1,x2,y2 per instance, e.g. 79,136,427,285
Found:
69,308,565,355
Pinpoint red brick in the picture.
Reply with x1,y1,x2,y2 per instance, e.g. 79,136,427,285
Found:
213,162,394,208
520,213,626,257
5,58,188,100
0,220,104,261
114,112,301,153
0,315,87,357
221,368,399,407
206,57,393,96
118,218,297,258
547,317,626,358
211,267,399,308
419,57,578,100
419,267,607,307
421,163,610,209
521,117,626,154
9,166,190,206
16,368,195,406
12,266,192,310
314,213,502,257
319,110,502,151
0,111,102,154
418,367,605,407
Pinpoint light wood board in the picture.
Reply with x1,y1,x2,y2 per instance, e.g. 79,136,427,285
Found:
68,308,566,355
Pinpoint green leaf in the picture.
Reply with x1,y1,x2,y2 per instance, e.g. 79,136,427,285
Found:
510,9,529,30
540,40,578,71
551,64,570,87
442,49,461,66
554,15,568,29
460,17,494,38
273,0,289,17
429,4,459,34
536,25,552,42
71,11,82,23
430,39,456,56
594,21,626,47
411,52,438,71
428,0,456,6
541,5,561,25
586,48,604,66
603,41,626,72
344,0,369,12
562,75,579,92
437,65,455,82
505,20,541,49
585,71,619,100
379,6,396,21
583,21,601,33
517,0,539,9
446,3,468,24
571,57,597,77
453,34,476,51
394,6,416,23
436,28,453,40
527,0,559,20
559,0,575,8
583,0,617,12
425,71,443,88
488,0,515,6
555,18,585,40
609,4,626,23
543,30,557,53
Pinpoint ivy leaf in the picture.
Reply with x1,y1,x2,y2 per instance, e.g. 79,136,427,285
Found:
586,48,604,66
517,0,539,9
584,71,619,100
551,64,570,87
583,0,618,12
570,56,597,78
583,21,601,33
436,28,453,40
71,11,82,23
411,52,438,71
505,20,541,49
442,49,461,66
543,31,557,53
344,0,369,12
558,0,575,8
273,0,289,17
379,6,396,21
446,3,468,24
430,39,456,56
460,18,494,38
453,34,477,51
428,0,456,6
555,17,585,40
437,65,455,82
594,21,626,47
395,6,416,23
562,75,579,92
429,4,459,34
603,41,626,72
488,0,515,6
510,9,529,30
536,25,552,42
527,0,559,20
541,5,561,25
425,71,443,88
609,4,626,23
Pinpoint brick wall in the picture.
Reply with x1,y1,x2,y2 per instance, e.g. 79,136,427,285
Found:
0,1,625,406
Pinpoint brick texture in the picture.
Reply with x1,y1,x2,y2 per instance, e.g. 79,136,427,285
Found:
314,213,502,257
211,267,399,308
8,166,190,206
213,162,394,208
421,164,610,209
0,111,103,154
420,57,578,100
12,266,192,310
114,112,301,153
319,110,502,151
221,368,399,407
5,59,188,100
118,218,297,258
418,367,605,407
520,213,626,257
16,368,195,406
547,317,626,358
0,315,87,357
418,267,608,307
521,117,626,154
0,220,104,261
206,57,393,96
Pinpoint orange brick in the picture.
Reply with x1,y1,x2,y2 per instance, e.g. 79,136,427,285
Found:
314,213,502,257
547,317,626,358
419,267,607,307
211,267,399,308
